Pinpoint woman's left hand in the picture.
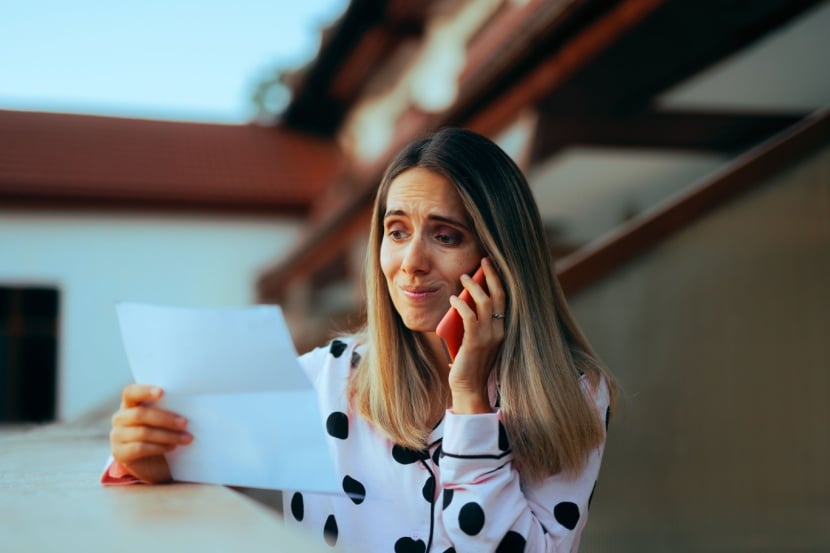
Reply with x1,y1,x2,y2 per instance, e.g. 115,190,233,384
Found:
447,257,506,414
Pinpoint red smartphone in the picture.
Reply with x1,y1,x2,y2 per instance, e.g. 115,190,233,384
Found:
436,266,487,361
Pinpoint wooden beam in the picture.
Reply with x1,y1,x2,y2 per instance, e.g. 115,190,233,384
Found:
280,0,386,134
256,186,375,301
530,109,807,159
460,0,665,135
556,108,829,296
328,27,399,103
281,0,434,135
534,0,825,116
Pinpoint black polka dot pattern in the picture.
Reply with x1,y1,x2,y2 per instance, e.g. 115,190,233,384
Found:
496,530,526,552
553,501,580,531
326,411,349,440
443,488,454,510
323,514,338,546
392,444,428,465
458,502,486,536
394,537,426,553
422,476,435,503
290,492,304,521
498,422,510,451
287,335,605,550
329,340,347,358
588,481,597,509
343,475,366,505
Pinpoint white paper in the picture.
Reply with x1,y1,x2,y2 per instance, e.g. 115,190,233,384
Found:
115,302,339,494
117,303,310,394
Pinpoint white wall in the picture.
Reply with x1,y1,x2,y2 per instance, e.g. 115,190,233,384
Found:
0,210,300,420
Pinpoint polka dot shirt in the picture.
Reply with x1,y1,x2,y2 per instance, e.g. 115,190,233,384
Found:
284,339,611,552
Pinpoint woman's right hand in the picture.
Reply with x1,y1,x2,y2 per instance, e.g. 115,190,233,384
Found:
109,384,192,484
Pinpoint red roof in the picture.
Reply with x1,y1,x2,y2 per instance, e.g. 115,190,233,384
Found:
0,110,342,215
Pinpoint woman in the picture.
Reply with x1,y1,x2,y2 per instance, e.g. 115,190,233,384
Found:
107,128,616,552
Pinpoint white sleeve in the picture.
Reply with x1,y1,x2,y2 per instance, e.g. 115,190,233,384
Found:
439,378,610,552
297,339,353,390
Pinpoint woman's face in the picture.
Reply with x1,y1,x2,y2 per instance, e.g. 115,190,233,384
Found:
380,167,483,333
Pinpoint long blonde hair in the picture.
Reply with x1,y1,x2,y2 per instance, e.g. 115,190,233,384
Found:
349,128,616,480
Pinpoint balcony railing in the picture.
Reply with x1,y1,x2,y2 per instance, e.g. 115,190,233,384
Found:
0,415,333,552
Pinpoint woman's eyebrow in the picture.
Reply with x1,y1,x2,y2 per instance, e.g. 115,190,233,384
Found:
383,208,407,219
384,209,469,229
428,214,470,229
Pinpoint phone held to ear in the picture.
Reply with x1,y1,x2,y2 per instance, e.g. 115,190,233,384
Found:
436,266,488,361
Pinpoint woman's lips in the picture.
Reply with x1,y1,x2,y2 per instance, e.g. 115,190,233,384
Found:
400,285,439,301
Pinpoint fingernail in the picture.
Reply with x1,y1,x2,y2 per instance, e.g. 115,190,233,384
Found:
151,387,162,396
175,416,188,428
180,432,193,443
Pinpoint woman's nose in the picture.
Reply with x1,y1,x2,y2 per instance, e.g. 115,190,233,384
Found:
401,236,429,274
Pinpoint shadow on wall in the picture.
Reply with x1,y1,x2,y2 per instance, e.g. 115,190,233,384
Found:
574,143,830,552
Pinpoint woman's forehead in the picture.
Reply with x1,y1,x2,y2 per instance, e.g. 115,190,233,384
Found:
385,168,464,214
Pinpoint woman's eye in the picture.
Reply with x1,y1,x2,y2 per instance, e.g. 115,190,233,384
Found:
435,230,462,245
387,227,408,240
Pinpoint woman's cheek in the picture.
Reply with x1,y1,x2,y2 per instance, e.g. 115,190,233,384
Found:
379,243,397,278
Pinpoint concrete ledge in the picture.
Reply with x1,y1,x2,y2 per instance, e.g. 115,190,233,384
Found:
0,419,331,552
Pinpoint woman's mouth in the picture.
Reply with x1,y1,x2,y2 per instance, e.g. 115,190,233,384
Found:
400,285,439,301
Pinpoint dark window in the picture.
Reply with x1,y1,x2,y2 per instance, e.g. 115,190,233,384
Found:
0,286,59,423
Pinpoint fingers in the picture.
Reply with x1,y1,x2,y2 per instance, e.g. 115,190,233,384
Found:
110,405,191,465
111,441,178,464
448,293,477,321
459,257,506,320
112,401,187,427
121,383,163,409
448,258,505,409
111,383,191,467
452,257,506,362
480,257,506,318
459,274,491,319
111,425,192,448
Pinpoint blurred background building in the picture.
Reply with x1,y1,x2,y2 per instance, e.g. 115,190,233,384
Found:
1,0,828,551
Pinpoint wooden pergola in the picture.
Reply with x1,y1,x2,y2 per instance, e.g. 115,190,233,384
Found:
257,0,820,304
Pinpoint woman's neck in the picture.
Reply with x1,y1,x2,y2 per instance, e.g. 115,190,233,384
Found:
421,332,454,423
423,332,452,381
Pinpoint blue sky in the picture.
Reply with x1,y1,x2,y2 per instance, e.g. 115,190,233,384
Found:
0,0,347,123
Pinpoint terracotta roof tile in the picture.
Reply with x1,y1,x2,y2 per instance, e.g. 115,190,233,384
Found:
0,110,342,214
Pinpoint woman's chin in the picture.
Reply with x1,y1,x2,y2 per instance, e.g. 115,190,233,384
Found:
400,313,442,333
